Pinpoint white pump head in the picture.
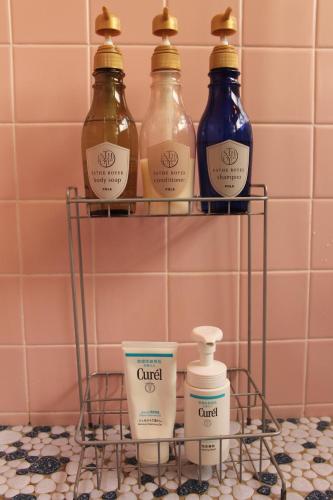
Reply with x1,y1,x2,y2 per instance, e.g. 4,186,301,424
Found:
187,325,227,389
192,326,223,367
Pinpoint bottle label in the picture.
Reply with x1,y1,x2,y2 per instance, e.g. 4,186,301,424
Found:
206,140,250,197
86,141,130,199
147,140,191,198
185,390,229,458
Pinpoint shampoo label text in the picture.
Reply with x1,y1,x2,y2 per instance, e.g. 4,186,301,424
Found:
206,139,249,197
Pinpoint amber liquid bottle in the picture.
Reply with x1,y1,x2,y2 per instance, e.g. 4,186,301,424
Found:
82,7,138,216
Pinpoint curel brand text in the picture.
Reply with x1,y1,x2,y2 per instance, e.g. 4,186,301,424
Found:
137,368,162,381
199,407,218,417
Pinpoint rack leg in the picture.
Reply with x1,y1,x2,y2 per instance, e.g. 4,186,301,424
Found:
260,197,268,474
74,200,92,423
247,212,252,426
67,193,84,422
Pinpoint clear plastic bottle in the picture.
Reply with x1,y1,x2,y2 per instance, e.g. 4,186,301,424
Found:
140,7,195,215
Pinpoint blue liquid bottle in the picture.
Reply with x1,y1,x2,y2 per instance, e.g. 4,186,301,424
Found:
197,8,252,214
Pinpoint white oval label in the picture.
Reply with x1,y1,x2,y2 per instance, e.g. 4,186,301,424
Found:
206,139,250,197
86,141,130,199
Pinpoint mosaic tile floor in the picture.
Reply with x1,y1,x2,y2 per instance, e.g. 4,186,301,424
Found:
0,417,332,499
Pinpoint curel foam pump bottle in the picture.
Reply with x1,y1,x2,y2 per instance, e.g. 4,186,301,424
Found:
184,326,230,465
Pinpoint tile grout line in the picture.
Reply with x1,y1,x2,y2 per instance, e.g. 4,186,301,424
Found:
85,0,91,106
3,121,333,126
1,337,332,349
7,0,31,422
6,42,333,50
2,269,333,278
302,0,318,417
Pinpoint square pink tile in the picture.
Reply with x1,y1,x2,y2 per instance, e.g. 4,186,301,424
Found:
0,46,13,122
240,341,306,405
168,216,239,272
0,347,27,411
0,125,16,199
241,200,311,271
94,218,166,273
20,203,68,274
16,124,84,199
95,275,167,343
309,272,333,338
14,47,89,122
23,276,94,345
305,404,333,417
0,0,10,43
252,125,312,198
314,126,333,197
0,203,20,273
268,407,303,419
306,340,333,404
168,275,238,342
242,49,313,123
0,277,22,344
98,344,123,372
27,346,96,412
20,203,73,274
316,51,333,123
317,0,333,47
240,272,308,341
243,0,315,47
177,342,238,370
20,202,92,274
311,200,333,269
11,0,87,43
0,414,29,425
30,413,79,425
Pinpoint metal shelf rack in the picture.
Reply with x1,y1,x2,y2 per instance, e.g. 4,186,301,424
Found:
66,185,286,499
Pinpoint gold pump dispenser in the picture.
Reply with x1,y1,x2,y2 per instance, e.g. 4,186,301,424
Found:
210,7,238,70
151,7,180,71
94,6,123,70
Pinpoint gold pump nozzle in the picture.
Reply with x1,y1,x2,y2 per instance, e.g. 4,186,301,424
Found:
211,7,237,38
94,5,123,71
210,7,238,70
152,7,178,38
151,7,180,72
95,5,121,37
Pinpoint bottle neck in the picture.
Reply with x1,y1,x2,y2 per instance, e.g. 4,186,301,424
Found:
208,67,241,103
149,70,184,108
91,68,126,108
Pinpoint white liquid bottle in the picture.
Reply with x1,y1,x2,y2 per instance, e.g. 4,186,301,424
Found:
184,326,230,465
140,7,195,215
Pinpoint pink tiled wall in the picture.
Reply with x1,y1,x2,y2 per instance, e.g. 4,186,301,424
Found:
1,0,333,424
